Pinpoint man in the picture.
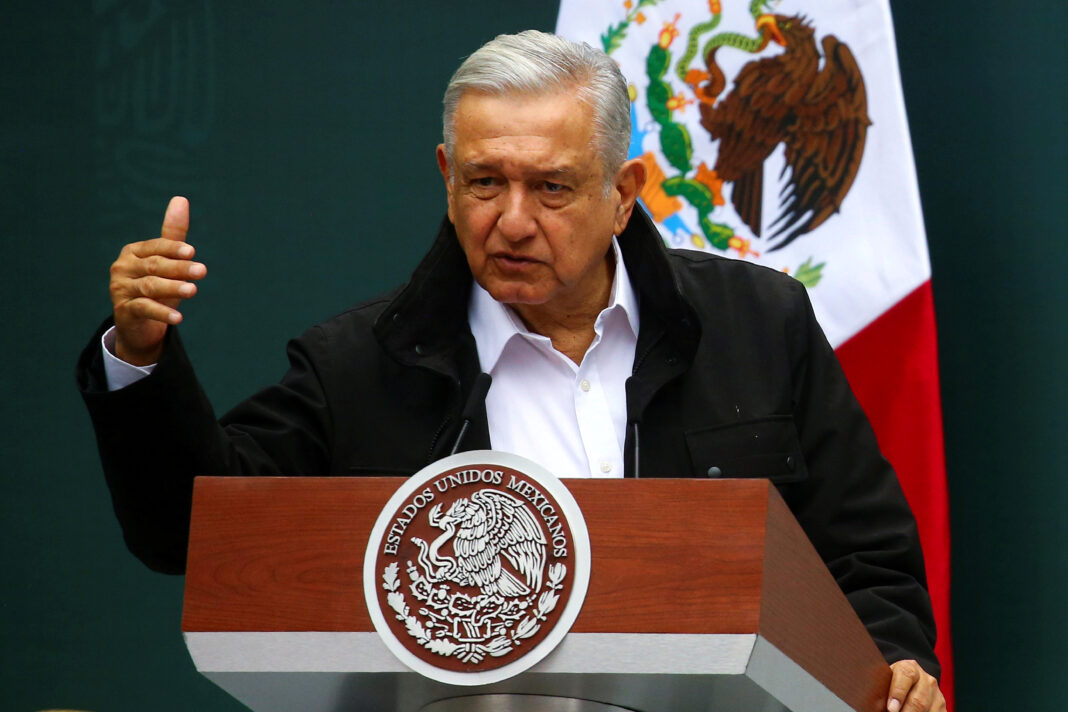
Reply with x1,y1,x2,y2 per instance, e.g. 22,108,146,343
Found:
79,31,944,711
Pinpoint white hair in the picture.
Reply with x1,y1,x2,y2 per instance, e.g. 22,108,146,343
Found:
442,30,631,184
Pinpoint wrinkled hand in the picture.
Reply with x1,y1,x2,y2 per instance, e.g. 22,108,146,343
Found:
109,196,207,365
887,659,945,712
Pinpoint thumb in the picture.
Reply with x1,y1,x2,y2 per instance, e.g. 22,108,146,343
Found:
161,195,190,242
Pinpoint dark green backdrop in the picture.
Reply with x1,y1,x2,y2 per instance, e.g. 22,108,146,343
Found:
3,2,1064,710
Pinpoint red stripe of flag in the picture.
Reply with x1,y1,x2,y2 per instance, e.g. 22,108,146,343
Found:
836,280,954,709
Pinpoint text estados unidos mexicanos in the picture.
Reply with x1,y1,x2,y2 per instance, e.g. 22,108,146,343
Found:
381,468,502,555
380,469,569,558
505,474,569,558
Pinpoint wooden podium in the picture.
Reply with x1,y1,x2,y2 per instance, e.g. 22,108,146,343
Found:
182,477,890,712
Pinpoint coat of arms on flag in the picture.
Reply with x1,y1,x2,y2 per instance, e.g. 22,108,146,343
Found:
605,1,871,284
558,0,932,350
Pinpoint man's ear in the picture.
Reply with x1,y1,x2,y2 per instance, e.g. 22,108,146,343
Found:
613,158,647,235
436,144,455,222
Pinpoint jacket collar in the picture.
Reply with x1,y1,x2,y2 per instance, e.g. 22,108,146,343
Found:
617,208,701,422
616,206,699,346
373,217,472,368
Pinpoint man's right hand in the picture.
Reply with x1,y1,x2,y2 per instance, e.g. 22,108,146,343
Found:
109,196,207,366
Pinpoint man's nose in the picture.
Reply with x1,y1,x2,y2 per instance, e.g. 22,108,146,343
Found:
496,188,536,242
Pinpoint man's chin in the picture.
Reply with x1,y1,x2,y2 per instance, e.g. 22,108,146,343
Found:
481,281,550,307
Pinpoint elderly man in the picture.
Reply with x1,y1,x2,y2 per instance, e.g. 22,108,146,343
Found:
79,31,944,711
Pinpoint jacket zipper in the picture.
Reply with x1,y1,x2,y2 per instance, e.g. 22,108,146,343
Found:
426,415,453,466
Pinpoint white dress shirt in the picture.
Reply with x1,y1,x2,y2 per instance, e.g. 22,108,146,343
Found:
102,239,640,478
468,238,639,478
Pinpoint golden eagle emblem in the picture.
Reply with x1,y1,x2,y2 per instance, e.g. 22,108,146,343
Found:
594,2,874,283
699,14,871,250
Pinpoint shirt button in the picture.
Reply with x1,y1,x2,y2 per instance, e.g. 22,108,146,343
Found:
580,379,591,392
600,461,612,474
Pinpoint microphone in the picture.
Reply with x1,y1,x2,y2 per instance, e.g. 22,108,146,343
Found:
450,372,492,455
625,378,642,478
630,421,641,479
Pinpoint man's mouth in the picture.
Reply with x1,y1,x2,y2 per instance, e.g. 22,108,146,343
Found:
491,253,540,272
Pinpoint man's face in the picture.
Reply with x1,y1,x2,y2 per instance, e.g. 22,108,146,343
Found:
437,90,643,318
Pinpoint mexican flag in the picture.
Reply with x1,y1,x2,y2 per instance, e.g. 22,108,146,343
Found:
557,0,953,705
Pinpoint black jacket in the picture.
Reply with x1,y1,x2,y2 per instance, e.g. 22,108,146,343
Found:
78,208,938,675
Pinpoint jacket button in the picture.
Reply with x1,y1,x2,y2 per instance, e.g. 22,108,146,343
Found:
392,312,401,322
414,344,425,356
706,466,723,478
786,455,796,471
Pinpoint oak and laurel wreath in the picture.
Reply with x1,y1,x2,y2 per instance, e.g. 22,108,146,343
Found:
381,561,567,662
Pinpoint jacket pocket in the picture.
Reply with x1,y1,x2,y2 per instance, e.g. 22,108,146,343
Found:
684,415,808,483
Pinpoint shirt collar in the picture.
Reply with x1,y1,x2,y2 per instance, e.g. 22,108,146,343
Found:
468,236,639,373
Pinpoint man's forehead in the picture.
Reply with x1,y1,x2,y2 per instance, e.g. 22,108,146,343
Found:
459,159,579,177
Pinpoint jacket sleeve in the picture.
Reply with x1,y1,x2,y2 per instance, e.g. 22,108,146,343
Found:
784,283,940,678
76,318,333,573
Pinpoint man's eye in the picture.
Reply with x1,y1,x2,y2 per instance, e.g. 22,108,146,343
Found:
543,182,565,193
473,177,498,187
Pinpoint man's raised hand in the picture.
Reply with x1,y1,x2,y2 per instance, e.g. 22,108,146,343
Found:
109,196,207,366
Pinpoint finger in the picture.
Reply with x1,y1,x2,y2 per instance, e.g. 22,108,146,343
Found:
117,296,184,325
886,660,922,712
129,237,197,261
129,275,199,301
141,254,206,281
111,274,195,314
116,252,207,281
161,195,190,242
900,679,936,712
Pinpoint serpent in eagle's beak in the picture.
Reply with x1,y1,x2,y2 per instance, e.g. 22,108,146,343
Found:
756,14,786,48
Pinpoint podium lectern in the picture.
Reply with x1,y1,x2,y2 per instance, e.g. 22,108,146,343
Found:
182,477,890,712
